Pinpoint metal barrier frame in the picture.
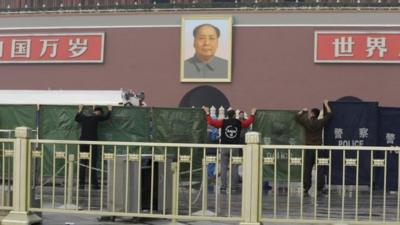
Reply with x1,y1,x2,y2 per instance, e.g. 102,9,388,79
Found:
1,127,400,225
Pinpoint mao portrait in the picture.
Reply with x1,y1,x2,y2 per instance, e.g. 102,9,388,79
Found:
180,16,232,82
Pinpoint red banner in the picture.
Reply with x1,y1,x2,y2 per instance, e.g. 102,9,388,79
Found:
0,33,104,63
315,31,400,63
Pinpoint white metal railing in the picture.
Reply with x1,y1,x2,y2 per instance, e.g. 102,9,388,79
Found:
260,144,400,225
0,138,14,211
25,134,248,224
2,127,400,225
209,105,249,120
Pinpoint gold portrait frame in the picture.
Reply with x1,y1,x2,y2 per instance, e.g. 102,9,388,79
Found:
180,15,233,83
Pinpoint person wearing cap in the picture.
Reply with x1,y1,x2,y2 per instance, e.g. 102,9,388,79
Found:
296,100,332,196
75,105,112,190
203,106,256,193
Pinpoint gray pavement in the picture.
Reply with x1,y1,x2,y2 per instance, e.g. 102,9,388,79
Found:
34,188,395,225
0,185,391,225
41,213,241,225
39,213,320,225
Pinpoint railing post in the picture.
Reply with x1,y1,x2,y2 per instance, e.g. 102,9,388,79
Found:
67,154,74,209
2,127,41,225
240,132,262,225
167,162,184,225
171,162,177,223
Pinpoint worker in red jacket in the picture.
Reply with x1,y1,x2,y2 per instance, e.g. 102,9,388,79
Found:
203,106,256,193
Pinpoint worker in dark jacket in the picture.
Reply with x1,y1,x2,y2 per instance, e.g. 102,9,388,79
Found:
296,100,332,196
203,106,256,193
75,105,112,189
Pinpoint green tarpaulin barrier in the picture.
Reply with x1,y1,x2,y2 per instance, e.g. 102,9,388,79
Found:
152,107,207,181
98,107,150,142
0,105,37,138
0,105,37,176
40,105,151,141
39,105,80,140
39,105,151,176
39,105,81,176
152,107,207,143
253,110,306,181
0,105,308,183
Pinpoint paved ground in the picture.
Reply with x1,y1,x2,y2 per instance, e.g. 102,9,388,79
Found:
18,186,391,225
39,213,328,225
0,181,394,225
41,213,239,225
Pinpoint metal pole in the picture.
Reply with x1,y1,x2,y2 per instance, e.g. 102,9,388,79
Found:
67,154,74,208
240,132,262,225
2,127,42,225
171,162,178,224
201,158,208,214
165,161,184,225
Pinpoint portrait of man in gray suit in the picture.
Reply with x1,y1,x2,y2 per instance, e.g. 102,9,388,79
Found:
181,17,232,82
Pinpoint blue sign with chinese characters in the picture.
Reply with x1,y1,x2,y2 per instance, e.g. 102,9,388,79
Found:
376,107,400,191
324,102,379,185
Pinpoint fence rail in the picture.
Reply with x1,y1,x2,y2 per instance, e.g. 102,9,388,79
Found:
0,139,14,211
260,145,400,224
27,137,246,223
2,127,400,225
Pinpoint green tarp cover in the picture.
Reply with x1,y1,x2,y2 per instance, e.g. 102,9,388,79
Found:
39,105,151,142
0,105,308,182
98,107,150,142
38,105,151,175
39,105,81,176
0,105,37,138
39,105,80,140
253,110,306,181
0,105,36,175
152,107,207,143
152,107,207,180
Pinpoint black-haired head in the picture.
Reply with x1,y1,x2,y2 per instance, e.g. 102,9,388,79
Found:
94,107,104,116
193,24,221,38
311,108,320,119
227,109,236,119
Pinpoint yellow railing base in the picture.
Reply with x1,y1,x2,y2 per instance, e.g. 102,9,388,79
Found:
1,211,41,225
162,221,186,225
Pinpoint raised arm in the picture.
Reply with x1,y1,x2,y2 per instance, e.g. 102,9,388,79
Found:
74,105,85,122
295,108,308,125
321,100,332,124
323,100,332,113
240,108,256,128
203,106,223,128
98,105,112,121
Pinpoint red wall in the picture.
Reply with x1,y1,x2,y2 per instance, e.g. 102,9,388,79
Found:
0,26,399,111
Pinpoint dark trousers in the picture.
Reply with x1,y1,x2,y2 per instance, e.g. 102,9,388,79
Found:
303,150,326,192
221,148,240,190
79,144,99,187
